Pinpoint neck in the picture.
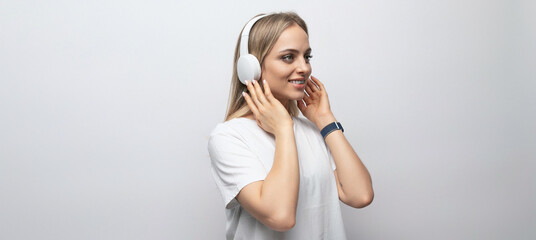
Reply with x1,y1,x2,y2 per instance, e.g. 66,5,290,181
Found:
275,97,291,112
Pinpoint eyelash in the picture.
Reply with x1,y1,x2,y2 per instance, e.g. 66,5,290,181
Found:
282,54,313,62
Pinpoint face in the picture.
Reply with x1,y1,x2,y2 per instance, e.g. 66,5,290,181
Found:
260,23,312,106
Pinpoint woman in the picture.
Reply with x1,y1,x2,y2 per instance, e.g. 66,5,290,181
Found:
208,12,373,239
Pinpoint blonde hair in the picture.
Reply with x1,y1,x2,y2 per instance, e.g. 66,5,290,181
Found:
224,12,309,121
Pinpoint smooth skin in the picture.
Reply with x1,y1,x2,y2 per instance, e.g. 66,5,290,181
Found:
241,79,298,231
238,23,374,232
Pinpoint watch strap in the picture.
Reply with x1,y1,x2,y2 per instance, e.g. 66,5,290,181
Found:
320,122,344,139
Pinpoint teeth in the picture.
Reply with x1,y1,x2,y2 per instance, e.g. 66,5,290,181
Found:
289,80,305,84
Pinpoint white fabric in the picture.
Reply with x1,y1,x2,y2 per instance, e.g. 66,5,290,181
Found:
208,116,347,240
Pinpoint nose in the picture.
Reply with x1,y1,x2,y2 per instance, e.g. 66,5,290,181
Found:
295,56,311,76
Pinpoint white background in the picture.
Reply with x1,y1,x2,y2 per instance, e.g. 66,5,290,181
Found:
1,0,535,239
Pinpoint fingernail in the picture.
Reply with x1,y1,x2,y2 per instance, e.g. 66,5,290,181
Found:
245,80,249,85
252,80,257,85
263,79,267,84
242,91,246,96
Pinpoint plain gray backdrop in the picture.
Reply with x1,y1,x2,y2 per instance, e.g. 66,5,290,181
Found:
1,0,535,239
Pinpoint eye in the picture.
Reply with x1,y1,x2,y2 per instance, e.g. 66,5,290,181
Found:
282,54,294,62
305,54,313,63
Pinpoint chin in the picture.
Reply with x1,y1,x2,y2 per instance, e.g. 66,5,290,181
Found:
289,92,305,101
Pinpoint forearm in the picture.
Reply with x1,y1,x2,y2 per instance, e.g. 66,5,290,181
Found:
260,126,300,219
316,116,373,207
326,130,373,199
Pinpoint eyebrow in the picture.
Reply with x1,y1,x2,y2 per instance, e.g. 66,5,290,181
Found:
279,48,312,53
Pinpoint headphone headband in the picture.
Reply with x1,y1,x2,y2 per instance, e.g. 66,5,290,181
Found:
240,14,267,56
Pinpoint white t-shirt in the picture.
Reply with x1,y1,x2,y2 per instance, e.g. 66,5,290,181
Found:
208,116,347,240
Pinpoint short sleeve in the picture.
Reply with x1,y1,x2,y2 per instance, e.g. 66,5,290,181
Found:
208,125,267,209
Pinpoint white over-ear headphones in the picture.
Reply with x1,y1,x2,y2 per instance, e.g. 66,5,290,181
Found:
237,14,267,85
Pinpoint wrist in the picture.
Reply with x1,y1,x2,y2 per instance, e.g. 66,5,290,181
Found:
314,114,337,130
274,120,294,137
320,122,344,139
274,125,294,138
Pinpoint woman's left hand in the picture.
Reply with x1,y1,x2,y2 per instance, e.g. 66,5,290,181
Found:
297,76,338,130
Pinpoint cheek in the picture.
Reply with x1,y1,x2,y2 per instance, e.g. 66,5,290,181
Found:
263,62,283,80
262,61,294,89
270,62,293,79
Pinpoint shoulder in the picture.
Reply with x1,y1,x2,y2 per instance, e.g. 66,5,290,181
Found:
208,117,259,148
210,118,253,136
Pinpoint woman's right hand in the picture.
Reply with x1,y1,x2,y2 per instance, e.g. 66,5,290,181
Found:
243,79,293,136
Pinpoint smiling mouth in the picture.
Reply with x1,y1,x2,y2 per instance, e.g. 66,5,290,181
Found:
289,80,305,84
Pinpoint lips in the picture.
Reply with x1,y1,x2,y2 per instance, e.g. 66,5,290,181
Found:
288,78,306,89
289,80,305,84
288,78,306,84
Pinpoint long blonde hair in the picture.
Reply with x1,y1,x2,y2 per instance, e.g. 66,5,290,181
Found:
224,12,309,121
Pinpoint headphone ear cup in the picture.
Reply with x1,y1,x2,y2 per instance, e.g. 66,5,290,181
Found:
237,54,261,84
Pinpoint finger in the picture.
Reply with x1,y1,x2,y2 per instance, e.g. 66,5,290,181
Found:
302,90,313,104
262,80,274,99
252,80,268,103
297,99,306,112
305,84,315,96
303,94,313,105
310,76,325,91
303,89,310,97
242,91,260,117
307,77,320,91
246,80,262,107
